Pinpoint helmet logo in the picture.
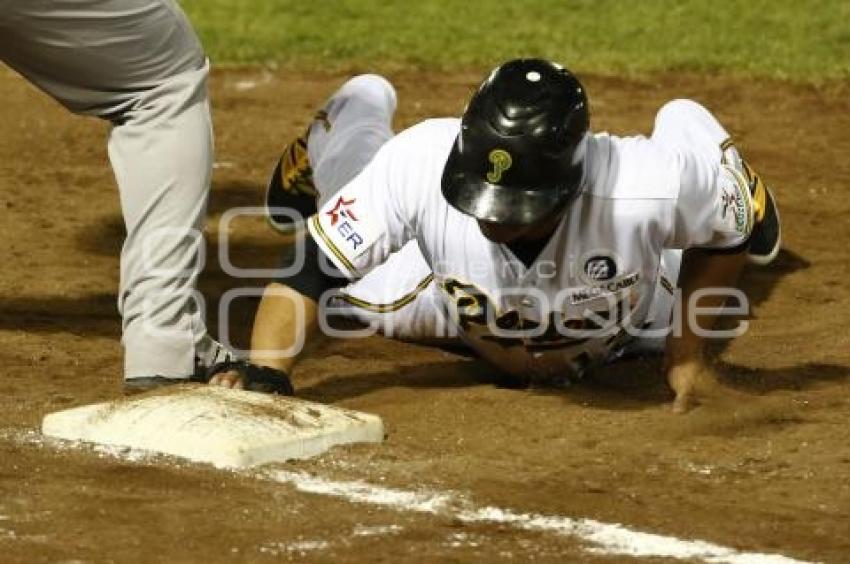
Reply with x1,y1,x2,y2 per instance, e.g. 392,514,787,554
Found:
486,149,513,183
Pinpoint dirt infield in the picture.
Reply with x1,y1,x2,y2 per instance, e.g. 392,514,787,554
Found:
0,66,848,562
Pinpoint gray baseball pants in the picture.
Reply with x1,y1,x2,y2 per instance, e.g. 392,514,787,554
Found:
0,0,219,379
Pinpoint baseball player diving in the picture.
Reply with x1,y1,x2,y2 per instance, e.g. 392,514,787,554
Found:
208,59,781,413
0,0,235,391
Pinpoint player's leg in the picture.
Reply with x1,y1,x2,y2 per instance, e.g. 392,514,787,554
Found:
0,0,204,117
652,99,780,265
0,0,229,386
111,62,219,382
266,74,397,231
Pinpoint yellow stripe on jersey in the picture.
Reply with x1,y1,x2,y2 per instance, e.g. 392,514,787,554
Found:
338,274,435,313
310,214,356,274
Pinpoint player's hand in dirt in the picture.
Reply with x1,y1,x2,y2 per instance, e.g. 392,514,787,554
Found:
667,360,722,414
209,370,245,389
205,361,295,395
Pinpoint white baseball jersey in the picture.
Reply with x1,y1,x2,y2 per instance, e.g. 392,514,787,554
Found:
308,102,754,378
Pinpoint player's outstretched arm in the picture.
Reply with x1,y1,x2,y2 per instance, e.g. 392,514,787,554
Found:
666,247,747,413
209,233,348,391
250,283,321,374
207,283,322,389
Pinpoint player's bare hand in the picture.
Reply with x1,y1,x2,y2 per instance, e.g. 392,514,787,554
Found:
205,362,295,395
667,360,721,414
208,370,244,390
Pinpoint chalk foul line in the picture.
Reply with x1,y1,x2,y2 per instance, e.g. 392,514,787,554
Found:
3,429,815,563
261,469,813,564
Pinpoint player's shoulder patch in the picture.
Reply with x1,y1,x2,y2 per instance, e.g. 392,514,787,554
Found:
308,192,381,276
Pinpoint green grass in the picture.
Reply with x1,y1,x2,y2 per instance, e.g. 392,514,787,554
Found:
182,0,850,81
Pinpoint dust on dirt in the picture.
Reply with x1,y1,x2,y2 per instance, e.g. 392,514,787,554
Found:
0,65,848,562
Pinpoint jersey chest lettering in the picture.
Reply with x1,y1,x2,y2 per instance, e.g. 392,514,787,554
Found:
437,277,641,352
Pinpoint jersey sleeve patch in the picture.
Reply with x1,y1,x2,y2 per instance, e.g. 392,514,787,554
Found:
308,193,381,278
713,163,755,245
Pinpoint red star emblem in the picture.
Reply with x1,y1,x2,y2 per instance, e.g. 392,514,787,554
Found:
326,196,358,226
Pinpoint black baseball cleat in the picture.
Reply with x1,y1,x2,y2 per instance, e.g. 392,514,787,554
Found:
742,161,781,265
265,128,319,233
123,337,238,395
123,365,294,397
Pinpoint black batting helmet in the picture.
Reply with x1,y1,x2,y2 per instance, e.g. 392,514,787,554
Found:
441,58,589,225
